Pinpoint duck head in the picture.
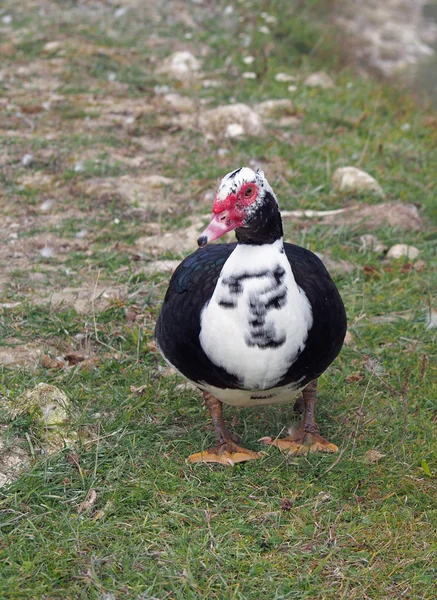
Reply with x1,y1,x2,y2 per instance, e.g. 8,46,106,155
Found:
198,167,282,247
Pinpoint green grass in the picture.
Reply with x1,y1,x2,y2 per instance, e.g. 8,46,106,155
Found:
1,0,437,598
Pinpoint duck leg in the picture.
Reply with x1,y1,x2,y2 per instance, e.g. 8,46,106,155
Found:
188,392,263,465
260,379,338,455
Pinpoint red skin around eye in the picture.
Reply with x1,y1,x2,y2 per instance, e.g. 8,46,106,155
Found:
212,183,258,218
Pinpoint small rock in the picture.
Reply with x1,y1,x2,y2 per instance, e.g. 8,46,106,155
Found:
275,73,296,82
75,229,88,239
359,234,387,254
386,244,420,260
7,383,78,455
199,103,264,140
202,79,221,88
43,40,63,52
254,98,294,118
113,7,126,18
332,166,384,196
21,153,34,167
175,382,198,392
225,123,245,138
304,72,335,88
400,123,411,132
259,25,270,35
278,116,301,127
0,434,29,489
39,199,53,212
154,84,170,95
40,246,54,258
242,71,257,79
1,15,12,25
243,56,255,65
261,12,277,24
156,51,201,80
287,85,297,92
162,93,195,113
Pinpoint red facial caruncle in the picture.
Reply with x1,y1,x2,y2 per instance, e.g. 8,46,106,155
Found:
197,182,259,247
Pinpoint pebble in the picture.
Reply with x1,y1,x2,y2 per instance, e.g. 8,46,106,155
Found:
304,72,335,88
21,154,34,167
275,73,296,82
332,166,384,196
39,200,53,212
386,244,420,260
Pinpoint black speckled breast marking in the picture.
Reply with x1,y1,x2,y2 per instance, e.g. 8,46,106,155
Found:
217,265,289,350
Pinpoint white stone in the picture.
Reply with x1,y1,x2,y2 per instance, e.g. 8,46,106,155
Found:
254,99,294,118
386,244,420,260
359,234,387,254
259,26,270,34
113,7,126,18
243,56,255,64
202,79,221,88
199,103,264,139
261,12,277,24
226,123,245,138
275,73,296,82
242,72,257,79
21,154,34,167
40,246,54,258
287,85,297,92
39,200,53,212
43,41,63,52
156,51,201,80
162,93,195,112
304,72,335,88
332,166,384,196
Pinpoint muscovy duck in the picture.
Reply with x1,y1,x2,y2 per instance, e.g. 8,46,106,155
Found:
155,167,347,465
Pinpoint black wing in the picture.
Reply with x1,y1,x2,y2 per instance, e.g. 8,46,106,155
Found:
277,243,347,388
155,243,240,387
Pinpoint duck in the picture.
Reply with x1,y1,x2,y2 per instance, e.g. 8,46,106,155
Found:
155,167,347,465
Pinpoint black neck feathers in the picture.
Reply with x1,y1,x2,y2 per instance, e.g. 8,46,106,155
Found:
235,191,284,245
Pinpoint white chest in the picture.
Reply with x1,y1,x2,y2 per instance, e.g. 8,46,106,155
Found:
199,240,313,391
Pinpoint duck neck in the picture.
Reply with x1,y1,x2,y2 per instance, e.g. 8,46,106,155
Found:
235,191,284,246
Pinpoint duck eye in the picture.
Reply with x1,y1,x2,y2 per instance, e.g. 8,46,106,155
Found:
244,186,253,197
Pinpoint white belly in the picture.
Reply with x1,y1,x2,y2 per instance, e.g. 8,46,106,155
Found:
198,381,305,407
199,239,313,391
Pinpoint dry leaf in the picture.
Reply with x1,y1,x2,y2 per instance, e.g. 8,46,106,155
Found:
364,449,385,464
346,372,363,383
41,354,64,370
78,489,97,514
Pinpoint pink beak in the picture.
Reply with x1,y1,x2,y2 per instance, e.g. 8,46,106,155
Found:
197,212,239,247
